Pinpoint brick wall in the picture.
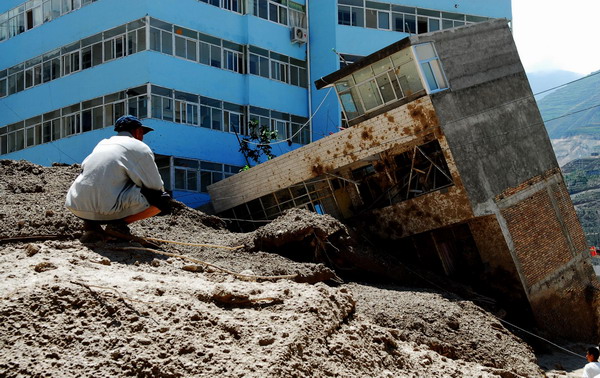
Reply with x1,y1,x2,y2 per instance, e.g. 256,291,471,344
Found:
501,184,573,288
551,182,588,255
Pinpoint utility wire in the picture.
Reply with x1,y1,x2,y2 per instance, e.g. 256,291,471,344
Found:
243,87,333,147
532,69,600,97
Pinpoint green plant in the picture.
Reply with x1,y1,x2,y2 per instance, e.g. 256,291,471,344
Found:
238,119,277,168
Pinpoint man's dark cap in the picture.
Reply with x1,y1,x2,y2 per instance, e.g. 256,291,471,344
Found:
114,115,154,134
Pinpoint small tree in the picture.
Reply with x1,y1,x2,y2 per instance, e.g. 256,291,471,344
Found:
238,119,277,170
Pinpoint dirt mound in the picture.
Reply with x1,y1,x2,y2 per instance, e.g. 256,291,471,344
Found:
0,160,543,377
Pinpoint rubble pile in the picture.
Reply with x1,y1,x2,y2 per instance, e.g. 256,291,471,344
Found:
0,160,543,377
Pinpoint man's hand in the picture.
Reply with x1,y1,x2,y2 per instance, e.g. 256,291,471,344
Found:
141,188,173,215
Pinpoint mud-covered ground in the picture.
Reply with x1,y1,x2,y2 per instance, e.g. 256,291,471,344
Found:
0,159,582,377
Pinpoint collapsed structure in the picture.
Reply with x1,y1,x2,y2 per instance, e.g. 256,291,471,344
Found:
208,19,599,339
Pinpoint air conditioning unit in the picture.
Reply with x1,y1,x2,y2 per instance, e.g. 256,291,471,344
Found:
291,27,307,44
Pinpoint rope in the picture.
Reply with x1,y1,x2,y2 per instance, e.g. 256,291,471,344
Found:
386,254,585,358
495,317,586,360
143,237,244,250
112,246,298,282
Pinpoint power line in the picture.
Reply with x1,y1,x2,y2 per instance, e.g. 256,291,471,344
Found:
243,87,333,147
532,70,600,97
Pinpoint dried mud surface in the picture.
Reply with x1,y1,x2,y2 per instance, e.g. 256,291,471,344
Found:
0,159,548,377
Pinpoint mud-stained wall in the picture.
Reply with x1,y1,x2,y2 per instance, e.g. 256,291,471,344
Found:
361,133,473,239
467,215,528,306
363,183,471,239
210,96,437,213
528,267,600,341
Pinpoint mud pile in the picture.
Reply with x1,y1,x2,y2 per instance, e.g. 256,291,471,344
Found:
0,160,543,377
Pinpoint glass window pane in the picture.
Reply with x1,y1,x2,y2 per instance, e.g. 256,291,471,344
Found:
162,97,173,121
429,18,440,32
258,0,268,19
93,107,103,130
210,45,221,67
442,19,453,29
429,59,447,89
259,56,269,78
175,169,185,190
421,62,438,90
104,40,114,61
211,108,221,130
357,80,383,111
404,14,416,33
365,9,377,28
392,13,403,32
376,74,395,102
353,65,373,83
187,39,196,60
92,43,102,66
417,16,427,34
200,106,211,128
151,95,162,119
175,36,186,58
137,28,146,51
378,11,389,29
199,42,210,65
249,54,259,75
150,28,161,51
161,30,172,55
415,43,436,61
81,46,92,69
338,6,351,25
81,110,92,132
187,170,198,191
353,7,364,27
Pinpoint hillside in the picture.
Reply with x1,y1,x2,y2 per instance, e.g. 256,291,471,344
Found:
527,70,583,100
562,157,600,246
537,71,600,139
0,159,550,377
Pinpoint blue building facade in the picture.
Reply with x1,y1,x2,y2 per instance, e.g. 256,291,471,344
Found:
0,0,511,208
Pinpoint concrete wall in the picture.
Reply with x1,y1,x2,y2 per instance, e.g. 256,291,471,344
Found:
412,20,559,211
308,0,511,145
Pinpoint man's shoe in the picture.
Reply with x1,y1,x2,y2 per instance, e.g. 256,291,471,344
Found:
83,220,103,232
105,221,131,236
80,230,104,243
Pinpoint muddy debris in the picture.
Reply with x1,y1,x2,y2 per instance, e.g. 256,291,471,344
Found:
0,159,545,377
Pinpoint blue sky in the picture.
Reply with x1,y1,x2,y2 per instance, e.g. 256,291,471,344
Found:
512,0,600,75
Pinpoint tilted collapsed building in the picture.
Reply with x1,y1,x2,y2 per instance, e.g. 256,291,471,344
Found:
208,19,599,339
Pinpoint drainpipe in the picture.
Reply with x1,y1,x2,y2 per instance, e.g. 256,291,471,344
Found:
305,0,313,142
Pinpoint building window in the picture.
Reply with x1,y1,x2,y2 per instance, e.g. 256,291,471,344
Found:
0,18,146,99
252,0,306,28
0,85,147,155
333,45,429,121
414,42,448,92
337,1,490,34
199,0,243,14
200,96,223,131
0,0,98,43
223,43,245,73
166,157,242,193
174,158,200,192
0,83,309,156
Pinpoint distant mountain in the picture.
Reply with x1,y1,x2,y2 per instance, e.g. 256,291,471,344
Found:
562,157,600,246
527,70,584,99
536,70,600,139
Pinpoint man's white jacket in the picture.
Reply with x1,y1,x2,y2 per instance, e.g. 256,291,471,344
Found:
65,132,164,221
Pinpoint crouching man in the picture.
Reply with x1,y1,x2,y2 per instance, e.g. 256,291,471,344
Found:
65,115,171,240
